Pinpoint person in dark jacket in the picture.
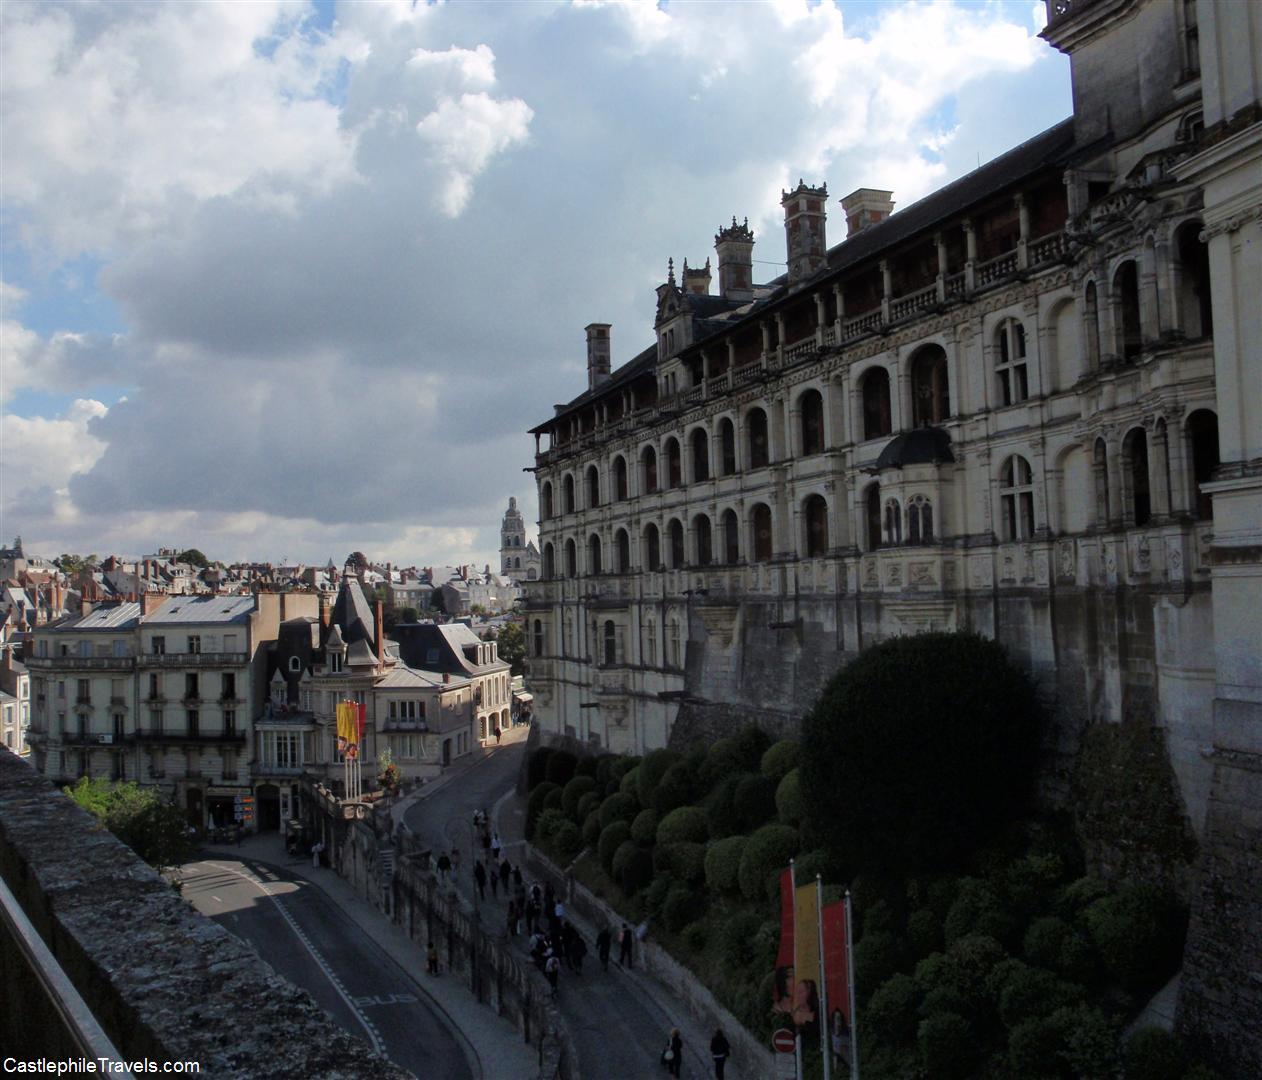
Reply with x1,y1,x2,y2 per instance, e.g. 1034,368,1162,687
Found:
473,859,487,900
618,922,634,968
661,1028,682,1078
596,926,612,971
710,1029,731,1079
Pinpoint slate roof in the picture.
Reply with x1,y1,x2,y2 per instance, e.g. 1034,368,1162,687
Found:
46,602,142,632
330,576,375,647
147,595,255,624
375,665,470,691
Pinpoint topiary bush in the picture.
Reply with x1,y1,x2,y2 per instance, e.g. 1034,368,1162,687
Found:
916,1011,977,1080
543,787,564,813
630,808,660,845
656,805,709,845
561,775,597,820
653,841,706,884
704,835,748,894
575,755,599,778
737,823,800,901
619,766,642,797
993,962,1082,1028
733,773,778,832
855,930,905,1002
551,820,582,860
1023,916,1095,984
943,878,1017,947
719,909,765,969
1006,1014,1066,1079
662,883,707,933
637,748,680,808
913,934,1007,1023
599,791,639,829
526,781,560,838
576,790,602,824
545,749,578,787
598,820,632,872
698,737,743,790
611,838,638,882
907,908,943,960
652,759,701,815
1083,882,1185,997
535,808,566,843
617,843,654,895
801,632,1041,873
863,972,921,1047
581,810,602,849
704,774,742,839
760,738,799,783
792,847,840,888
775,768,804,827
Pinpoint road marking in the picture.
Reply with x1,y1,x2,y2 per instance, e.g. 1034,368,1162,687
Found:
353,993,418,1007
210,895,222,903
201,861,385,1057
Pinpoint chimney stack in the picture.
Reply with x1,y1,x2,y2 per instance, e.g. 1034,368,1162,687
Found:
681,258,711,296
714,217,755,302
141,591,165,617
781,180,828,284
841,188,895,237
585,323,611,390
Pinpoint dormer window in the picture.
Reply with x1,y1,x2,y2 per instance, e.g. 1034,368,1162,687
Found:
330,652,343,674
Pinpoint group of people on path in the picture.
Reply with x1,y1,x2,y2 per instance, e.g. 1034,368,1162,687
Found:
659,1026,733,1079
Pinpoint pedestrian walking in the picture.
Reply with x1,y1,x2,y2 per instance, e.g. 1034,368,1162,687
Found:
507,900,519,936
513,866,523,889
545,952,560,997
481,828,492,857
661,1028,682,1078
310,840,324,868
494,725,502,745
710,1029,731,1079
451,848,461,882
474,859,487,901
426,942,440,975
436,851,451,884
499,858,511,893
596,926,612,971
490,865,500,898
491,831,502,861
568,932,587,974
618,922,634,968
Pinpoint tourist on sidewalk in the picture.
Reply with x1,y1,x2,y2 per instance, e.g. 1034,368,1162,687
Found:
474,859,487,900
660,1029,683,1078
596,926,612,971
710,1029,731,1079
619,922,634,968
310,840,324,869
451,848,461,882
525,897,538,936
568,931,587,974
545,952,560,997
513,865,523,889
499,857,511,893
507,899,519,936
491,831,502,861
494,725,502,745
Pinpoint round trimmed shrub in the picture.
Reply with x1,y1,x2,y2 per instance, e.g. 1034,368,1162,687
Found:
704,835,748,894
599,792,638,829
864,972,920,1047
775,768,804,827
662,883,706,933
653,760,700,815
619,766,641,796
943,878,1017,947
916,1011,977,1080
545,749,578,787
562,775,597,820
526,781,560,838
854,931,904,1002
575,755,599,778
535,808,566,843
656,805,709,845
737,823,800,901
792,848,839,888
733,773,778,832
1003,852,1066,916
631,808,659,844
543,787,564,813
577,790,602,824
995,963,1082,1027
1056,875,1109,921
682,922,708,952
704,774,742,839
907,908,943,959
551,820,582,860
598,820,631,872
581,810,602,849
801,632,1041,873
614,841,654,895
1023,916,1095,984
1083,882,1184,996
1006,1015,1066,1078
637,748,680,807
761,739,799,783
645,873,673,916
698,737,741,790
611,838,638,881
653,841,706,884
609,755,641,783
595,754,617,787
719,909,764,969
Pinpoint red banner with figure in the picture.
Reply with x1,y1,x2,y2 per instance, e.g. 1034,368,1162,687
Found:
822,899,852,1026
772,868,794,1015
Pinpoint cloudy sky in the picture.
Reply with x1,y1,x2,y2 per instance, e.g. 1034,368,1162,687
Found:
1,0,1071,569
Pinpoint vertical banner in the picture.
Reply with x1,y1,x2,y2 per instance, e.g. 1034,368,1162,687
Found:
792,880,822,1041
821,901,851,1025
773,868,796,1018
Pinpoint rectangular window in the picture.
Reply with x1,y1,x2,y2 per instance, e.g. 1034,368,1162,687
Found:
223,709,236,735
222,750,236,781
113,639,128,657
39,639,48,657
152,636,165,655
185,673,199,700
77,679,90,704
187,635,201,654
223,633,237,652
57,680,66,699
221,673,236,700
150,709,163,734
187,709,199,736
148,673,160,699
79,640,91,657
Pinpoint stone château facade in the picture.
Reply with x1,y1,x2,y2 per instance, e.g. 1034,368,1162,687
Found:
526,2,1261,1071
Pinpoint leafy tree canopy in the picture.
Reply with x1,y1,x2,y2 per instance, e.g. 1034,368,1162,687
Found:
800,632,1041,874
57,553,97,575
495,620,527,675
176,548,210,568
64,777,194,873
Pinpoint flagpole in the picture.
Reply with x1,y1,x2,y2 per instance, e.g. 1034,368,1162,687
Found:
817,874,831,1080
791,858,802,1080
846,889,859,1080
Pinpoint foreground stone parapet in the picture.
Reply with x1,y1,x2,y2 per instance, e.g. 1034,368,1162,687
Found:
0,749,412,1079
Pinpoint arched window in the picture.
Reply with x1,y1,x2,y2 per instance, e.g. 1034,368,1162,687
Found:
865,484,882,551
544,543,556,579
533,619,544,656
514,557,521,568
1115,261,1142,361
800,389,825,455
862,368,892,439
722,509,740,563
693,514,713,567
587,533,603,575
644,523,661,571
1093,438,1111,527
995,320,1028,406
884,498,902,545
666,619,681,668
665,437,682,488
750,503,773,562
541,481,553,520
720,418,737,475
803,495,829,556
910,346,950,426
603,620,616,666
1001,455,1036,540
690,428,710,482
644,619,657,666
1175,221,1213,339
1187,410,1220,520
563,474,575,514
1084,281,1101,370
565,538,577,577
669,519,686,568
908,495,934,544
747,408,769,469
1122,428,1151,527
641,445,658,495
615,528,631,572
587,465,600,508
614,456,629,501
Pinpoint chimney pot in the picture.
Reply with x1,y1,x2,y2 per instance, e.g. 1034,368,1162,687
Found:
585,323,612,390
840,188,895,238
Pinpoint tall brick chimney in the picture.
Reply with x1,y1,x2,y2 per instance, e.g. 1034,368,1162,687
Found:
715,217,755,302
841,188,895,237
681,258,711,296
585,323,611,390
782,180,828,283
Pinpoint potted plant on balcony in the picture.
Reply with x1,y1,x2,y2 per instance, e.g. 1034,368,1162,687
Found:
377,748,402,796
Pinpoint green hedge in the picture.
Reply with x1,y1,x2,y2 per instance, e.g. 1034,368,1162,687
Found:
733,773,778,832
581,810,602,849
775,769,803,827
1083,882,1184,997
526,781,560,839
577,790,602,824
535,808,567,843
613,841,654,895
662,883,707,933
630,808,659,845
760,739,799,783
551,820,582,860
598,820,632,872
652,841,706,884
619,766,641,796
737,823,800,901
637,748,680,807
653,760,700,815
704,835,748,894
656,805,709,845
562,775,597,820
599,792,639,829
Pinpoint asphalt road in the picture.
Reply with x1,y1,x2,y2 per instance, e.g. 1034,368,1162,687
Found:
181,855,474,1080
404,737,711,1079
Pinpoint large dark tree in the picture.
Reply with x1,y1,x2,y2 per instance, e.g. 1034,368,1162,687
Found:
800,632,1041,874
